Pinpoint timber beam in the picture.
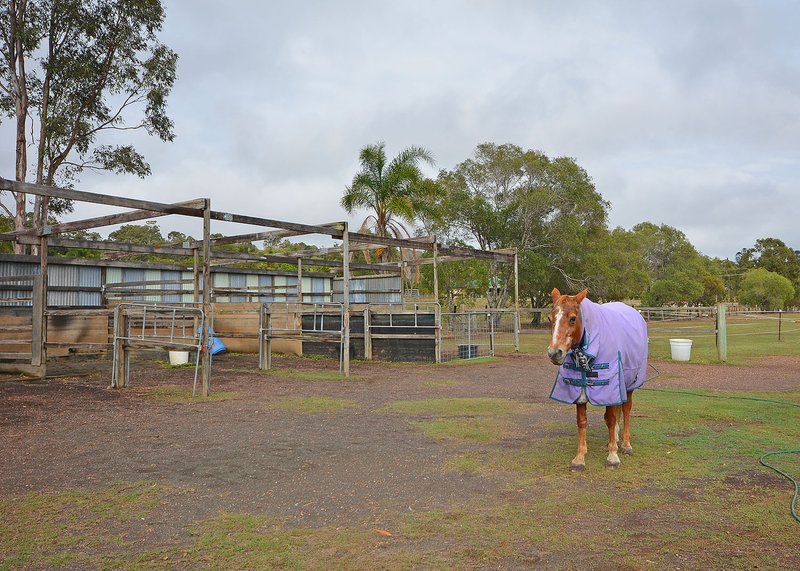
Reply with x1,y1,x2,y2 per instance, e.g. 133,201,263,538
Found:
6,235,394,272
9,199,207,237
208,250,399,273
0,178,205,217
189,222,345,248
0,178,345,238
207,211,344,238
346,232,435,250
436,244,515,262
13,235,195,256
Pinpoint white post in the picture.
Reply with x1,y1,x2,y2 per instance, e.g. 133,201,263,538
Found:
514,249,520,352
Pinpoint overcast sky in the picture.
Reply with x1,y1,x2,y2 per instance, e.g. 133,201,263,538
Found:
3,0,799,259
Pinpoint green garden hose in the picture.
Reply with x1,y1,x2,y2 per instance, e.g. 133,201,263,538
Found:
759,450,800,524
642,370,800,524
641,386,800,408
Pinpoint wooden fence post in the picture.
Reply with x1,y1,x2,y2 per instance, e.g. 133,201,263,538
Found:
112,306,127,388
200,200,212,396
716,303,727,362
342,223,350,377
363,307,372,360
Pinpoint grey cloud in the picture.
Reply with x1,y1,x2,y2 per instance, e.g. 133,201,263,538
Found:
2,0,799,261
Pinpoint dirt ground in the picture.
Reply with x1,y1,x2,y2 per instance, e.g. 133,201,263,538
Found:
2,351,799,567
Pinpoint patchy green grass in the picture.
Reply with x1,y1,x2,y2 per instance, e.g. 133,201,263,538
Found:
158,359,198,369
431,386,800,568
142,387,237,403
385,397,536,445
439,356,501,366
270,396,358,413
411,417,514,443
176,512,311,569
235,368,365,382
384,397,534,417
4,396,799,571
4,483,797,570
3,385,799,569
444,389,800,493
0,482,166,570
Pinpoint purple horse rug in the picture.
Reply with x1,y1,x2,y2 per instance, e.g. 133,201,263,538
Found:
549,298,648,406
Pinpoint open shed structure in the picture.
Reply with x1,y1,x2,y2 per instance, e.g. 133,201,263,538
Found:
0,178,517,394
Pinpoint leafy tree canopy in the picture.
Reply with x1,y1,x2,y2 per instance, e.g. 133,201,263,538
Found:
107,220,164,245
434,143,609,307
736,237,800,304
736,238,800,280
0,0,177,233
341,142,437,241
738,268,795,310
579,226,650,302
341,142,439,286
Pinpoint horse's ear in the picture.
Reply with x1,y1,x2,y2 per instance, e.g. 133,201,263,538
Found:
575,288,589,303
551,288,561,303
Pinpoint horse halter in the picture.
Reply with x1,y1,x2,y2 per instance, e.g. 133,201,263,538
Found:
570,331,593,371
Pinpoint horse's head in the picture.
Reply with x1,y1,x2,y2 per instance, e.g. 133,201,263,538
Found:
546,287,588,365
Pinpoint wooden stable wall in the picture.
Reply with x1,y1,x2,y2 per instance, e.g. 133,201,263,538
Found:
211,302,301,355
0,303,437,362
0,303,301,359
0,309,33,358
0,308,109,358
1,302,437,363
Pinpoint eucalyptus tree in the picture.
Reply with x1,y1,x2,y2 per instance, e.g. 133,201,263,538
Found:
437,143,609,308
580,226,650,302
627,222,710,306
0,0,177,246
738,268,795,310
737,237,800,304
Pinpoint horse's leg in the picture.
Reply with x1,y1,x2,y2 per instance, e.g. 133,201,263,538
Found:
620,390,634,455
571,403,588,471
604,404,621,468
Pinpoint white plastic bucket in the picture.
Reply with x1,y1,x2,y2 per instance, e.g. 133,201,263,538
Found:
669,339,693,362
168,350,190,366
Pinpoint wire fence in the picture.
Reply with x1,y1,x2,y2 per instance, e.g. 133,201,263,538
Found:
642,307,800,361
441,305,800,363
725,309,800,339
439,309,519,362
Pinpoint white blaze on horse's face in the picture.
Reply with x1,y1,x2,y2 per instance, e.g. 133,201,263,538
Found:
546,287,588,365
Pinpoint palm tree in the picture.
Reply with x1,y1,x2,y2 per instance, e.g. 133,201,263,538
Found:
341,142,436,242
341,142,440,281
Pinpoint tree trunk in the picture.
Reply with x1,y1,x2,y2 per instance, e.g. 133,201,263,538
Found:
10,0,29,253
32,1,56,246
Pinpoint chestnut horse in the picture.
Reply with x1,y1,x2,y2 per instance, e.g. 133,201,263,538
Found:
547,288,648,471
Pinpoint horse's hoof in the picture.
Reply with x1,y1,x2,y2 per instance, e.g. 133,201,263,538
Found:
570,463,585,472
621,446,633,455
606,460,620,469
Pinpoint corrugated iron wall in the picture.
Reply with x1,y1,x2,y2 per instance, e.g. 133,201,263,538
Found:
332,275,402,304
0,260,38,307
0,256,336,308
0,260,103,307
